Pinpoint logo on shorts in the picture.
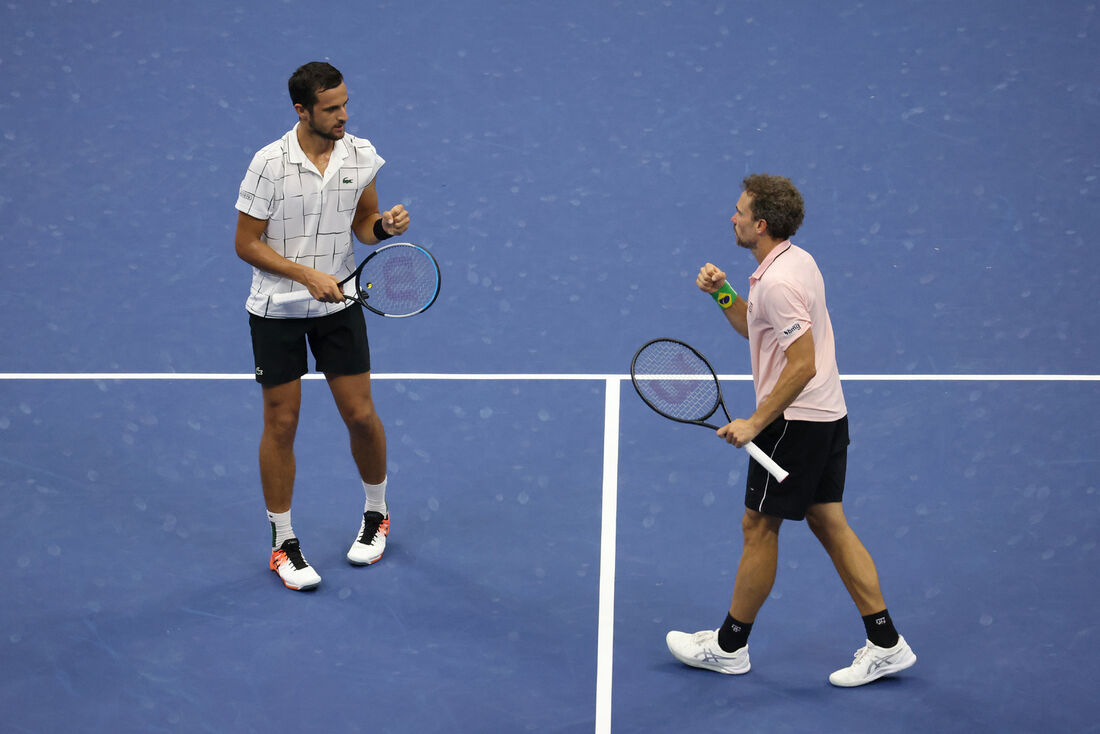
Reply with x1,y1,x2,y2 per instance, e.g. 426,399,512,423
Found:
255,367,264,376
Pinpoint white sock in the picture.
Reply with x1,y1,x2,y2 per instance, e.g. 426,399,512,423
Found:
362,477,388,516
267,509,294,548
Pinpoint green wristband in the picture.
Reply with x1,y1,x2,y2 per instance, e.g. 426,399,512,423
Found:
710,282,738,309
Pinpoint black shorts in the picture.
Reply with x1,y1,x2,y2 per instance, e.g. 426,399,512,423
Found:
744,415,849,521
248,305,371,386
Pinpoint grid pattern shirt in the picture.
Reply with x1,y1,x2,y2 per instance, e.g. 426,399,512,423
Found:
236,123,384,318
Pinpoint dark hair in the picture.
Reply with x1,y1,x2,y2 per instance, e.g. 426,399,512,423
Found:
288,62,343,111
742,174,805,241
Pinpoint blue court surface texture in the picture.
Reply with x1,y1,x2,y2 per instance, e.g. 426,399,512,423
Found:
1,1,1098,732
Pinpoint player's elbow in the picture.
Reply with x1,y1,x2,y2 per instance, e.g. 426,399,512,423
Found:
796,360,817,386
234,235,254,263
235,212,269,263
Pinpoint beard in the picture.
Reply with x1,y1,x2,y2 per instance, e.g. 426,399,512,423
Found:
308,118,345,141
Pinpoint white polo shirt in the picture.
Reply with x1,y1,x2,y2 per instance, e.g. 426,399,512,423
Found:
745,241,847,422
236,123,384,318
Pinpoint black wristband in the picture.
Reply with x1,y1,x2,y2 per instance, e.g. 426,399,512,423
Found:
373,217,394,241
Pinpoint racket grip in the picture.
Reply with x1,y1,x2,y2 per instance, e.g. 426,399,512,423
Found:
745,441,789,483
269,290,317,305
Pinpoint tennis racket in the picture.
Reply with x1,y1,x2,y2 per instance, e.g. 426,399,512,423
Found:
630,338,789,483
270,242,441,318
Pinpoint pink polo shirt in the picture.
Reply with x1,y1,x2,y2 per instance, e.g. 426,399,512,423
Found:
746,242,847,422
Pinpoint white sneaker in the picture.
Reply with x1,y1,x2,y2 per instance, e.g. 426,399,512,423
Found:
829,636,916,687
269,538,321,591
347,511,390,565
666,629,751,675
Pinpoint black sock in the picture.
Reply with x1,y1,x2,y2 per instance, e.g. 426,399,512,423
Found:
862,609,899,648
717,614,753,652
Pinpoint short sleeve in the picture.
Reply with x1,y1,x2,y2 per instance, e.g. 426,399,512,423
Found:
766,279,812,351
236,151,279,220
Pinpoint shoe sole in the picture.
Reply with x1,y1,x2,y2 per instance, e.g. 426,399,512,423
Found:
347,551,384,566
270,567,321,591
829,651,917,687
674,656,750,675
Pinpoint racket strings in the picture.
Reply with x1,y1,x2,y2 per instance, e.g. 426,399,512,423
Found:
632,342,720,421
358,246,439,316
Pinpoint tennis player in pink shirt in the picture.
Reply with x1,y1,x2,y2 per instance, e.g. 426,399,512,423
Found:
665,174,917,687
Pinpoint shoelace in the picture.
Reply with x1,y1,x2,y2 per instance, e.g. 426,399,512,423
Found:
849,645,872,666
357,512,386,544
279,539,310,570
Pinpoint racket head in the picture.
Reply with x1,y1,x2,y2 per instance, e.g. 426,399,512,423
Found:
348,242,441,317
630,338,728,427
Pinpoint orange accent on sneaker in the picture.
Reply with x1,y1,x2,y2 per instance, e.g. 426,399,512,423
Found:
270,549,288,571
368,516,390,564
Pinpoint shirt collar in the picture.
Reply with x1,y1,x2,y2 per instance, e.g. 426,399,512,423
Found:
287,122,308,166
287,122,348,179
749,240,793,284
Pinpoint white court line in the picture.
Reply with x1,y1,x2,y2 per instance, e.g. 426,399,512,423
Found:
0,373,617,381
595,378,621,734
840,374,1100,382
0,372,1097,381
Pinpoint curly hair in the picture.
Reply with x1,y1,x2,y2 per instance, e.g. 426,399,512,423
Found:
288,61,343,111
742,174,805,241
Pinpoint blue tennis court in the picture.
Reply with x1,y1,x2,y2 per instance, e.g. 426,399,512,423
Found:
2,1,1098,732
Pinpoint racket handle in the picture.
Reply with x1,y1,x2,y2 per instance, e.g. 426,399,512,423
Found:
270,286,352,306
745,441,789,483
269,289,316,305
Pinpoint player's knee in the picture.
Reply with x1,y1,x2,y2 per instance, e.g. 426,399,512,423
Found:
263,407,299,442
343,403,380,434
